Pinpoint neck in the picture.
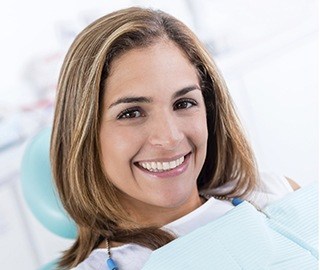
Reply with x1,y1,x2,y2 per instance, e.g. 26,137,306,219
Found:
119,193,205,227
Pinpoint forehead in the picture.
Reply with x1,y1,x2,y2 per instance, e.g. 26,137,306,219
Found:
103,40,199,102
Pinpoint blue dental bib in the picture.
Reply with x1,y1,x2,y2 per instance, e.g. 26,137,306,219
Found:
143,183,318,270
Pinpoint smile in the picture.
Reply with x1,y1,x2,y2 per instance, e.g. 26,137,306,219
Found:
139,156,184,172
135,152,191,173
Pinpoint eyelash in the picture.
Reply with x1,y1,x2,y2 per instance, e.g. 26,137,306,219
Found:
117,98,198,120
173,98,198,110
117,106,145,120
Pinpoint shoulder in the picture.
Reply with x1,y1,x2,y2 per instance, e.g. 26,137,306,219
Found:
285,176,300,191
247,172,298,209
71,249,108,270
72,244,152,270
258,172,300,193
259,172,294,192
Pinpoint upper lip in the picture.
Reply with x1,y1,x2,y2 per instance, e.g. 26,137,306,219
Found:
134,152,191,164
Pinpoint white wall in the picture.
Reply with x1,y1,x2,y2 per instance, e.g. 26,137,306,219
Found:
0,0,318,269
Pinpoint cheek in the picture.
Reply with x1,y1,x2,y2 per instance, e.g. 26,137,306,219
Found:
100,126,143,170
189,110,208,146
192,114,208,171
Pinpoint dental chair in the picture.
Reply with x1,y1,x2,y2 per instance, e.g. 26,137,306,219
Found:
20,128,77,270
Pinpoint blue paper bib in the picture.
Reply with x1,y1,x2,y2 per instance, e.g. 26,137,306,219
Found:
143,183,318,270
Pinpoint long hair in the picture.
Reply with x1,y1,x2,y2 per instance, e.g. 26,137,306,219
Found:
51,6,259,268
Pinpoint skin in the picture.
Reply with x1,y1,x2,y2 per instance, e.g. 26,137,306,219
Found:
286,177,300,191
100,40,208,227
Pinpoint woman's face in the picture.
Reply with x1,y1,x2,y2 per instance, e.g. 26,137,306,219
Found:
100,40,208,225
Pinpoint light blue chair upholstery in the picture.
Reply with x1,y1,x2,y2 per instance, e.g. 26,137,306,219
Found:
20,128,77,269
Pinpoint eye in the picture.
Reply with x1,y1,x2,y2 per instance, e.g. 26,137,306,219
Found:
173,98,198,110
117,107,145,120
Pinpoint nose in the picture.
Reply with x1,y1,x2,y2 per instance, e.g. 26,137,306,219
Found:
148,112,184,150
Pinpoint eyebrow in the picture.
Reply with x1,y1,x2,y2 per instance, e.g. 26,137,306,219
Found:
173,85,201,99
108,85,200,109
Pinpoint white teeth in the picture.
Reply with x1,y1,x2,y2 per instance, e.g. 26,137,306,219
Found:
163,162,170,170
151,162,157,170
170,161,176,168
146,163,151,170
139,155,185,172
157,162,163,170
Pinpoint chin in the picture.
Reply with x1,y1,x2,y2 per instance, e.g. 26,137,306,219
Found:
150,188,197,209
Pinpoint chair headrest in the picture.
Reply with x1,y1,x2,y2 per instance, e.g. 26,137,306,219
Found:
20,127,77,239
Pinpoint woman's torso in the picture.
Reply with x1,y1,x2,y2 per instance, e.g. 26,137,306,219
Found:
72,172,293,270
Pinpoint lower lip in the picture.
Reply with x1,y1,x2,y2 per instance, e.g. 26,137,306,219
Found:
136,153,191,178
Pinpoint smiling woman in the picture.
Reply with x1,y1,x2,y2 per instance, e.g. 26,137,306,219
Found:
99,41,208,226
50,6,301,270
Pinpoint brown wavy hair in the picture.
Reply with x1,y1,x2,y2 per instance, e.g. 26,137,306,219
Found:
51,6,259,269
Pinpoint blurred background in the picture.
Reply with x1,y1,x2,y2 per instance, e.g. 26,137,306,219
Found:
0,0,318,269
